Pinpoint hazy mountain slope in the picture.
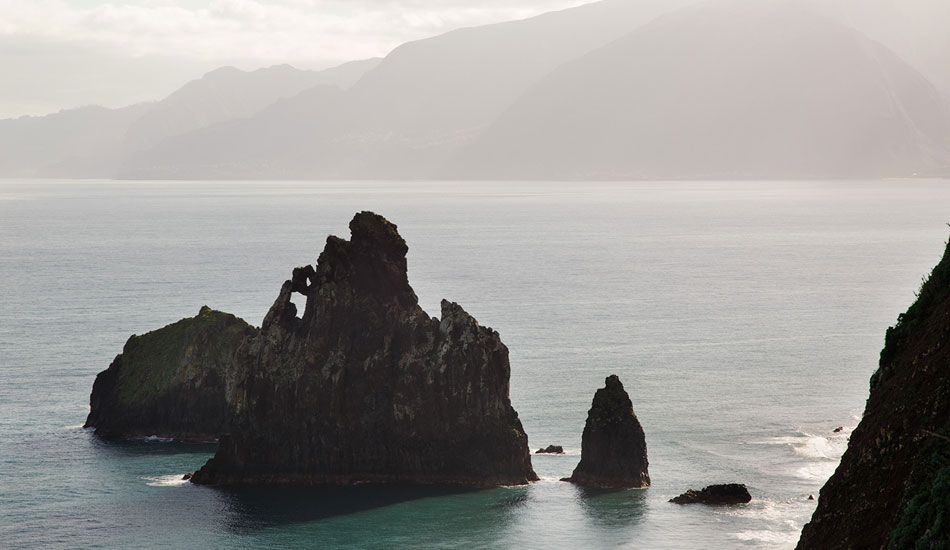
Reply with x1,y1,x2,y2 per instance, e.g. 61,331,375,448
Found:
811,0,950,95
0,60,379,178
447,0,950,179
122,0,701,179
310,57,382,90
120,86,347,179
339,0,701,142
0,104,152,177
123,60,380,152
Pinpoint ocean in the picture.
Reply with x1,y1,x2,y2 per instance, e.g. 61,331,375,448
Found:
2,179,949,549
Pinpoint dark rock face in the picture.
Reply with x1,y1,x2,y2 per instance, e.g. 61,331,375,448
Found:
536,445,564,454
798,239,950,549
83,306,256,441
564,375,649,488
191,211,537,486
670,484,752,505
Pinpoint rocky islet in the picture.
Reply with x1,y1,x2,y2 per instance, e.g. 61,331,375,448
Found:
563,375,651,488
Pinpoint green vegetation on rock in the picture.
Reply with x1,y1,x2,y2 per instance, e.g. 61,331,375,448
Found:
889,435,950,549
85,305,257,440
116,306,249,406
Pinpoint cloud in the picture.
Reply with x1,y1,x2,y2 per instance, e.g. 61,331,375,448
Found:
0,0,586,64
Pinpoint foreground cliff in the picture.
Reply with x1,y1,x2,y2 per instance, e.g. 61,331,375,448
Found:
798,239,950,548
190,212,537,485
564,375,650,488
84,306,256,440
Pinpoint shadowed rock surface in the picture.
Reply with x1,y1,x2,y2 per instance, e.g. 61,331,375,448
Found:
190,211,537,486
84,306,257,441
564,375,650,488
670,484,752,505
798,238,950,549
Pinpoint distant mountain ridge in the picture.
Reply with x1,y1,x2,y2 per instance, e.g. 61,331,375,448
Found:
0,58,380,178
2,0,948,180
119,0,702,179
123,61,379,152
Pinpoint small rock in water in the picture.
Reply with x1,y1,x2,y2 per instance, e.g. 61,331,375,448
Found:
536,445,564,454
833,426,844,433
669,484,752,505
808,494,815,500
182,473,193,481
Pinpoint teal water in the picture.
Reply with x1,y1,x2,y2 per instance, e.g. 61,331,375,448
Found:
2,180,949,549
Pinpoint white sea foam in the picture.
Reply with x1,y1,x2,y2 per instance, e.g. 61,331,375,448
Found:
145,474,189,487
795,461,839,482
733,529,799,545
143,435,174,442
791,435,843,460
755,426,854,461
728,499,811,547
537,475,564,483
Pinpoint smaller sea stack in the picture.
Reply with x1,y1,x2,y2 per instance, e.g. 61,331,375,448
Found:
564,375,650,488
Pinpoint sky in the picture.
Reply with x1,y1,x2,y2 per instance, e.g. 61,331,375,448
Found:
0,0,586,119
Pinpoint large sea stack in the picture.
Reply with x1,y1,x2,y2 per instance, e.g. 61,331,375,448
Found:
564,375,650,488
190,212,537,485
798,239,950,549
84,306,256,440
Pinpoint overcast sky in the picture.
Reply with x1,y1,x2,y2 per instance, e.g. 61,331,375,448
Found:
0,0,585,119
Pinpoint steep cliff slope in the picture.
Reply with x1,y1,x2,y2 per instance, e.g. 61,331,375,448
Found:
84,306,256,441
190,212,536,485
798,238,950,548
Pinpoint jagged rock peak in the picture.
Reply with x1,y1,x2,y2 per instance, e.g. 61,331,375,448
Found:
348,210,408,258
274,211,416,327
190,212,537,486
564,375,650,488
303,211,415,308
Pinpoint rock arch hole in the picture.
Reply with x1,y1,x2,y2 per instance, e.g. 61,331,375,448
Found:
289,292,307,320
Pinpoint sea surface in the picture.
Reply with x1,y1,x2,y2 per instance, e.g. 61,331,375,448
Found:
2,180,949,549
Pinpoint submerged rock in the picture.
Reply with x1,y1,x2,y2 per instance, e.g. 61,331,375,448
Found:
83,306,256,441
798,238,950,549
536,445,564,454
190,211,537,486
563,375,650,488
670,484,752,505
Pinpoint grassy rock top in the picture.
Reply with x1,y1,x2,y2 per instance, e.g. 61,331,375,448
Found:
115,306,255,406
84,306,257,440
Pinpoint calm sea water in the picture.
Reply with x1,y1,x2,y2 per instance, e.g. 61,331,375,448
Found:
2,180,949,549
